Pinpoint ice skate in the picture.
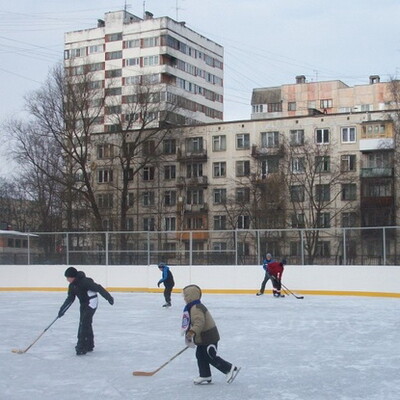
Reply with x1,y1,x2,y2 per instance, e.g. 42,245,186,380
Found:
256,292,263,296
162,302,171,307
193,376,212,385
226,366,240,383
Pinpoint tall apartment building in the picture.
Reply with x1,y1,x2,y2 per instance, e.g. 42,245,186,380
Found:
251,75,395,120
64,10,224,130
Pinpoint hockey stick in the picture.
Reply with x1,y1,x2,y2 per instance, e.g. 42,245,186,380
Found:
280,282,304,299
12,316,59,354
133,346,189,376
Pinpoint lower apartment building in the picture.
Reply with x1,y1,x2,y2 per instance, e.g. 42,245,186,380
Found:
86,109,398,265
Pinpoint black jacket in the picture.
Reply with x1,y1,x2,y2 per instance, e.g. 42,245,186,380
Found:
59,271,113,316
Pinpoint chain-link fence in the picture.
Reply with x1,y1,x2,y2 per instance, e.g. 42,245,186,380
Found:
1,227,399,266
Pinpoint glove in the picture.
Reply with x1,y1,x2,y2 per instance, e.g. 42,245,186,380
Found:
185,330,196,348
157,281,161,288
108,296,114,305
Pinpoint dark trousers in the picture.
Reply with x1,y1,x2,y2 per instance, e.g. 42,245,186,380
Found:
76,305,96,351
196,343,232,377
271,275,281,293
259,271,271,293
164,285,173,303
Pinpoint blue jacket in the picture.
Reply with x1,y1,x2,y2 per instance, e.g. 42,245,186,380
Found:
262,258,274,272
158,266,175,288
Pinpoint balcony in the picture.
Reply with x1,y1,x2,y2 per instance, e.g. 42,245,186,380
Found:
177,176,208,187
177,148,207,162
183,203,208,213
251,144,284,158
360,167,393,178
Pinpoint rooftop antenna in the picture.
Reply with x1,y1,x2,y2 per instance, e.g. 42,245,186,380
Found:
123,1,132,13
143,1,146,17
175,0,184,20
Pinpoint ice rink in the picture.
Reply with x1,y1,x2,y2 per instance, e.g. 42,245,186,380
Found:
1,290,400,400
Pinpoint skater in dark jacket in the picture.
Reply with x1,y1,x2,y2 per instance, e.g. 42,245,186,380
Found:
157,263,175,307
256,253,274,296
182,284,240,385
268,259,286,297
58,267,114,355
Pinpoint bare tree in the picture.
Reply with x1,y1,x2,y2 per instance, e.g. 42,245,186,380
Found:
283,137,358,264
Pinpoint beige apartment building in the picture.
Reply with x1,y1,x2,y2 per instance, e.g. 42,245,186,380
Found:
90,108,397,265
251,75,395,120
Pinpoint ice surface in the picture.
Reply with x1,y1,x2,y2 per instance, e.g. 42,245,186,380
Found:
1,291,400,400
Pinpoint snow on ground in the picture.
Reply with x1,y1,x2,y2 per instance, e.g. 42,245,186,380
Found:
1,290,400,400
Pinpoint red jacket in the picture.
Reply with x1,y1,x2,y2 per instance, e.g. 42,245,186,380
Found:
267,261,284,279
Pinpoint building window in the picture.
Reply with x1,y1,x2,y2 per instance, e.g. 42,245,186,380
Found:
237,215,250,229
267,103,282,112
315,128,330,144
97,193,113,208
320,99,333,109
163,139,176,154
341,127,356,143
98,169,113,183
105,105,121,114
236,133,250,150
291,213,305,228
316,241,331,257
105,69,122,78
88,44,104,54
106,51,122,60
125,57,140,66
143,166,155,181
238,242,250,256
125,39,140,48
212,135,226,151
128,192,134,207
317,213,331,228
126,218,134,231
236,187,250,203
288,102,296,111
315,156,330,172
213,188,226,204
291,157,305,173
363,181,392,197
290,130,304,146
213,242,227,251
315,184,330,202
143,217,155,231
213,162,226,177
186,217,204,230
143,55,159,66
186,137,204,153
106,32,122,42
342,184,357,201
143,191,155,206
186,163,203,178
164,165,176,180
252,104,263,113
186,189,204,205
261,131,279,148
214,215,227,230
143,37,159,48
142,141,155,156
236,160,250,177
164,190,176,206
97,144,114,159
341,155,356,172
105,87,122,96
261,157,279,175
164,217,176,231
342,212,357,227
290,185,305,202
290,241,302,257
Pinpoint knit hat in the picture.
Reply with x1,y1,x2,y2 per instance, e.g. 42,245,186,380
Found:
64,267,78,278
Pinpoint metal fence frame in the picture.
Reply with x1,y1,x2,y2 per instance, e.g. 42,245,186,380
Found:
0,226,398,266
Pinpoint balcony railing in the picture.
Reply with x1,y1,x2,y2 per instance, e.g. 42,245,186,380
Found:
360,167,393,178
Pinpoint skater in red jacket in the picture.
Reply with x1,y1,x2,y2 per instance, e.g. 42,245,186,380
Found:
267,259,286,297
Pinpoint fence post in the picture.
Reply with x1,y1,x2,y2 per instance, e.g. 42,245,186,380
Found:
383,227,386,266
256,229,260,265
105,232,109,266
343,228,347,265
235,229,238,266
66,232,70,266
301,230,305,265
189,231,192,266
147,231,150,266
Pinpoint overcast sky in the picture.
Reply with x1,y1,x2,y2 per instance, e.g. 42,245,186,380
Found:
1,0,399,176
